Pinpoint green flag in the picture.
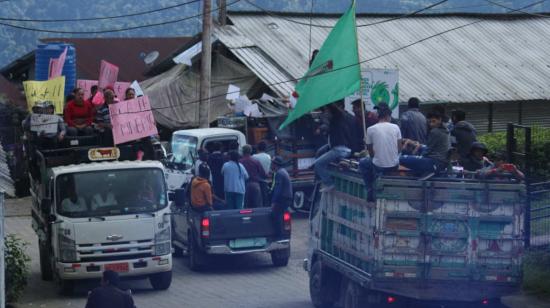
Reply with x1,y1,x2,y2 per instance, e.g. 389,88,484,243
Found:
280,1,360,129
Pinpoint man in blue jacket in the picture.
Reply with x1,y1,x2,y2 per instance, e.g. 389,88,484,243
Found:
271,156,292,238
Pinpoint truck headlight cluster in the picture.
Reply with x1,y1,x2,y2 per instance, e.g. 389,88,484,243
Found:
58,233,77,262
154,228,171,256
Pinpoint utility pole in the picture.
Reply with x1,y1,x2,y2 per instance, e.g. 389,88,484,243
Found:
199,0,212,128
218,0,227,26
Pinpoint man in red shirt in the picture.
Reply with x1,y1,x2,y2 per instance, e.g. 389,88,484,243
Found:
64,87,95,136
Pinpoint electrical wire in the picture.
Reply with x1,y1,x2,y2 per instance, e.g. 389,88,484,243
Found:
0,0,200,22
483,0,550,17
0,0,240,34
19,0,547,124
243,0,449,28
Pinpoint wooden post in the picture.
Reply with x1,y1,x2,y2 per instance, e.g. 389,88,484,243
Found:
217,0,227,26
199,0,213,128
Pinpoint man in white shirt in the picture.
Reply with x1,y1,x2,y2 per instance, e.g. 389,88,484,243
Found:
252,141,271,174
359,103,402,201
61,195,87,213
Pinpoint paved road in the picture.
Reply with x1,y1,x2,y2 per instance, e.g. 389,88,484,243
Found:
4,198,550,308
4,198,313,308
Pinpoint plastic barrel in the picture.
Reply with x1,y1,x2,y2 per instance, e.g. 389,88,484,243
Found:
35,43,76,97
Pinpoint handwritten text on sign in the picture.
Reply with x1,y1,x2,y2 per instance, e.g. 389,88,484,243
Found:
98,60,119,89
77,79,131,101
109,96,158,144
23,76,65,113
30,114,60,134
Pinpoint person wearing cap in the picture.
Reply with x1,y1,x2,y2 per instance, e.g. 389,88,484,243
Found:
314,100,356,192
270,156,292,238
400,111,451,178
94,87,117,145
358,103,402,201
85,270,135,308
23,102,66,149
400,97,428,145
65,87,95,136
460,142,492,172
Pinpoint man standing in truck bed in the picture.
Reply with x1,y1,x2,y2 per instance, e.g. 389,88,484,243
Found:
271,156,292,238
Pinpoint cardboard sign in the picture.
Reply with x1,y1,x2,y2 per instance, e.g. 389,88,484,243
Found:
77,79,131,100
109,96,158,145
30,114,59,134
23,76,65,113
48,47,67,79
98,60,119,89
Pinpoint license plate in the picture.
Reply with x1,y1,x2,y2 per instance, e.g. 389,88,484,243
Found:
229,237,267,249
105,262,129,273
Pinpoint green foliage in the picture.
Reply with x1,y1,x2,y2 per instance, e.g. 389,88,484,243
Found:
523,249,550,296
4,234,31,303
478,127,550,180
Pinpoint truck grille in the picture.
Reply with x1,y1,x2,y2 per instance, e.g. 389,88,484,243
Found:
77,239,154,262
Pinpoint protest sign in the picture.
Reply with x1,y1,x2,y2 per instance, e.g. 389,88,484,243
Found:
226,84,240,100
30,114,59,134
98,60,119,89
130,80,144,97
48,47,67,79
109,96,158,144
77,79,131,100
362,69,399,118
23,76,65,113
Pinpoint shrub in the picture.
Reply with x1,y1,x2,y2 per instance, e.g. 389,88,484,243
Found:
522,249,550,296
478,127,550,181
4,234,31,303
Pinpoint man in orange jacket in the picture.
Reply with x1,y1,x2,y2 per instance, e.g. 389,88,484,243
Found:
190,163,214,212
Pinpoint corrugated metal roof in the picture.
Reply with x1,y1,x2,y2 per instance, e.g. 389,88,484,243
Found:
0,142,14,197
218,13,550,103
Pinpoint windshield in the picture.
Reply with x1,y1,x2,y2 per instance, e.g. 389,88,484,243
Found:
56,168,167,218
171,135,198,169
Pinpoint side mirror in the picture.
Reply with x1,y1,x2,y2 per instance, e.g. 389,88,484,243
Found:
174,188,187,208
48,214,57,223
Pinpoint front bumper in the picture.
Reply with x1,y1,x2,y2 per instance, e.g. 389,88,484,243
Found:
56,254,172,280
206,239,290,255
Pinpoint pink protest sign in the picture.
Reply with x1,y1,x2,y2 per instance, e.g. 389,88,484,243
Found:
77,79,131,102
98,60,119,89
48,47,67,79
109,95,158,145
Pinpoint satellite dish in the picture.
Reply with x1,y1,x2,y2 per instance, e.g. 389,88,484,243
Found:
143,51,160,65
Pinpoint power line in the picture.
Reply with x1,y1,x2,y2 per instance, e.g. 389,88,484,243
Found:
483,0,550,17
0,0,240,34
19,0,548,123
0,0,200,23
243,0,450,28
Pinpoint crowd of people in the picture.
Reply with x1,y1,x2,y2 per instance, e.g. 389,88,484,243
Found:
187,141,292,237
22,85,139,148
313,97,525,201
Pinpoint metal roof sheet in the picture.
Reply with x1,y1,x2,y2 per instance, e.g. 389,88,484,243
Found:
220,13,550,103
0,142,14,197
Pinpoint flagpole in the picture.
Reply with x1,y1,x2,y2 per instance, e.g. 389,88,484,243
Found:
352,0,368,150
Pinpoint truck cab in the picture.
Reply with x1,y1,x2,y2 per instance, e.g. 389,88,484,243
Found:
164,128,246,192
30,146,173,294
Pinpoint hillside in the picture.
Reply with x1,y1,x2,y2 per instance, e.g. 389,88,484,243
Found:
0,0,548,69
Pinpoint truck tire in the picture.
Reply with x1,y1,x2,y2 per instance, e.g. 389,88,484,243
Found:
173,244,184,257
271,248,290,267
187,233,205,271
149,271,172,290
39,242,53,281
343,280,368,308
309,260,339,308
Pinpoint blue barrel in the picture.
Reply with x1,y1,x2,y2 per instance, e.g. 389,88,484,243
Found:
35,43,77,97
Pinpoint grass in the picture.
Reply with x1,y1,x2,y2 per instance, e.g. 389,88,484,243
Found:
522,249,550,296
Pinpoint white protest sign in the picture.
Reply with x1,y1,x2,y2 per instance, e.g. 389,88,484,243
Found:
226,84,240,100
361,69,399,118
244,103,262,117
130,80,144,97
30,114,59,135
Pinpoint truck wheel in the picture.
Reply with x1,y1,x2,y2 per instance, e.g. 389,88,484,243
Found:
309,260,338,308
271,248,290,267
39,243,53,281
187,234,204,271
343,280,368,308
149,271,172,290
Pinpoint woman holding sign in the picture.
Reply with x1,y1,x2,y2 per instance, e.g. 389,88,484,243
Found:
64,88,95,136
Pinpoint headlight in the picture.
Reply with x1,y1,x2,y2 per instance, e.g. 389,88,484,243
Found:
58,233,76,262
154,228,171,256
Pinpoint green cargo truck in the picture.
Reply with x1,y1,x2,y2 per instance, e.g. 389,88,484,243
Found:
305,165,525,308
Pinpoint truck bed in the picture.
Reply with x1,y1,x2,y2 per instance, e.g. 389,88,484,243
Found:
316,166,525,301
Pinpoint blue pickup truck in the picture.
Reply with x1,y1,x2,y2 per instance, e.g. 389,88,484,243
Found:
170,188,291,270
